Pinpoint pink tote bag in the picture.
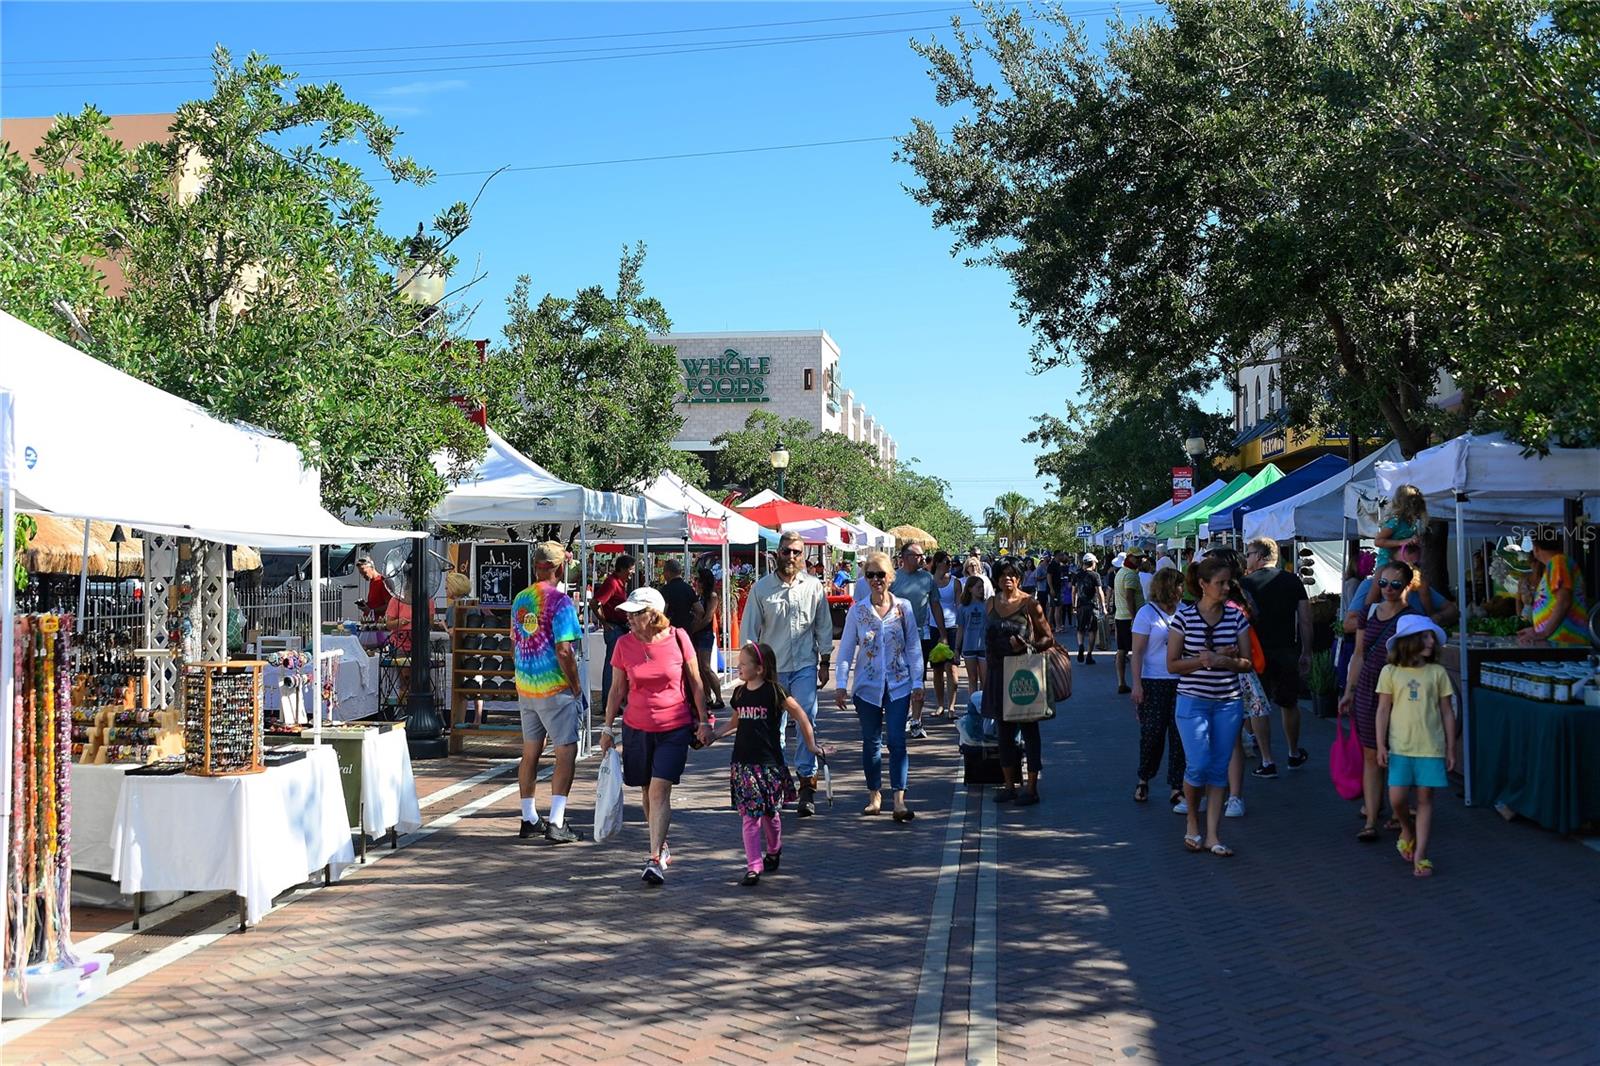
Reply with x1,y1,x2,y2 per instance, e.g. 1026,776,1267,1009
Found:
1328,716,1363,800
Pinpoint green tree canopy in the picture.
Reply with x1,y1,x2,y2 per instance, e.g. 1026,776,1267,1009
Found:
901,0,1600,454
0,49,488,522
483,243,701,494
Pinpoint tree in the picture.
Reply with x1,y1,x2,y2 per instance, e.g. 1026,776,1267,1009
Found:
484,244,699,493
983,492,1032,550
1027,390,1232,528
900,1,1600,454
711,410,886,514
873,461,976,553
0,50,488,522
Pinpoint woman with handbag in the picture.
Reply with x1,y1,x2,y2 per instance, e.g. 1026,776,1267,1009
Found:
834,550,924,822
983,560,1057,806
599,588,713,886
1337,560,1419,843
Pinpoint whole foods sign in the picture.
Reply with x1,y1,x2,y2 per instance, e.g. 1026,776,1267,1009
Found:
681,348,771,404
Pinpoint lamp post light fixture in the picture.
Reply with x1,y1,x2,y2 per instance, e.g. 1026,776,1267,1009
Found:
1184,434,1206,461
769,438,791,497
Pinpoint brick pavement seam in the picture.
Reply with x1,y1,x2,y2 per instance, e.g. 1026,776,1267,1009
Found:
968,785,998,1066
906,777,969,1066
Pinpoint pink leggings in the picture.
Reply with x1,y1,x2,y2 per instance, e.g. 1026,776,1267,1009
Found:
740,814,782,871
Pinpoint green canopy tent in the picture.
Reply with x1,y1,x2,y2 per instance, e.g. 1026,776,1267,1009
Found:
1156,465,1283,542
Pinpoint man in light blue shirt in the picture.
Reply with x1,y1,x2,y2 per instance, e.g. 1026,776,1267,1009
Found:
893,544,948,739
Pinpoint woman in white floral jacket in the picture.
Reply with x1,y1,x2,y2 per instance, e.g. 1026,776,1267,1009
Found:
834,550,926,822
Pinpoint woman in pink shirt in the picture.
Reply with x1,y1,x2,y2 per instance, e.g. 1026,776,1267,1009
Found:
600,587,713,886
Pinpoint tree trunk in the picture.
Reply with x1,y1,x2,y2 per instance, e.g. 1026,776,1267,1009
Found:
1316,298,1431,456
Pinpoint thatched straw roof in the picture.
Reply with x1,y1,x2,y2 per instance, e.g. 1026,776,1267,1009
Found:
888,524,938,549
21,516,261,577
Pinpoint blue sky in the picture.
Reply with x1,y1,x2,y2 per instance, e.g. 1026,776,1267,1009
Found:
1,1,1153,520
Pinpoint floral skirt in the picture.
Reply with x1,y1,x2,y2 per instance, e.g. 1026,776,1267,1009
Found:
730,762,796,818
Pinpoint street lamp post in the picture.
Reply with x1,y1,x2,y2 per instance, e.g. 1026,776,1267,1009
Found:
398,232,450,759
770,439,790,497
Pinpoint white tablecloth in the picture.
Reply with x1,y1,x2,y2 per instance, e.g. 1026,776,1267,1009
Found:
70,763,134,877
110,746,355,925
359,729,422,836
263,634,380,722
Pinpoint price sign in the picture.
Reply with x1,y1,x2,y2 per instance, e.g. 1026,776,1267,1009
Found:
472,543,530,607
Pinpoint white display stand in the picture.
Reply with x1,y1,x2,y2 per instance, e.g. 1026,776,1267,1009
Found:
110,746,354,928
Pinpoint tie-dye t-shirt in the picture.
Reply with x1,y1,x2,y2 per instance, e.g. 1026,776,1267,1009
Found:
511,583,582,699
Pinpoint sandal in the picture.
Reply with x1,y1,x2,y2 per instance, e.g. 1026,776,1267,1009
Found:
1413,859,1434,878
1208,843,1234,857
1357,826,1379,843
1184,834,1204,852
1169,790,1183,807
740,869,761,886
1383,816,1402,831
1134,782,1149,803
1396,837,1415,862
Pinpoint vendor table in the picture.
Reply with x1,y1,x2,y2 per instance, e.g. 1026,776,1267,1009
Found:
70,762,133,877
1469,688,1600,834
266,726,422,860
110,745,355,929
263,634,380,722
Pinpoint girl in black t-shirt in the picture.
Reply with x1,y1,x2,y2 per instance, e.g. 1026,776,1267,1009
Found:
714,642,820,885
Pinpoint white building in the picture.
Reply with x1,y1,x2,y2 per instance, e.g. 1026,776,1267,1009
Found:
649,330,898,470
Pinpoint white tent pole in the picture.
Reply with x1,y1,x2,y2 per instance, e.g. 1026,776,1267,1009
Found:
76,520,91,632
721,536,731,677
577,513,591,759
311,544,323,744
1454,495,1473,805
0,482,15,1018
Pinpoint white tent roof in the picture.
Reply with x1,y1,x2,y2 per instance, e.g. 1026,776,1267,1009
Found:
1243,442,1403,542
1133,479,1230,536
604,469,776,545
0,311,409,547
847,516,895,550
424,427,644,528
1375,432,1600,503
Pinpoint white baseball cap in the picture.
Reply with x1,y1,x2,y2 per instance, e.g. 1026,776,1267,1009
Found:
1081,553,1097,565
616,587,666,614
1112,552,1127,568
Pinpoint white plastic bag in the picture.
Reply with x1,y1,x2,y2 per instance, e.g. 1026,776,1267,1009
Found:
592,748,624,844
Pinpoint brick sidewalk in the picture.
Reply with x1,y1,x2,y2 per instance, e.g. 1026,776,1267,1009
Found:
8,639,1597,1064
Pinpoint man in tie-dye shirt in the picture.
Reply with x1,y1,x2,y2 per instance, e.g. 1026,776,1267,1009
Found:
512,541,584,844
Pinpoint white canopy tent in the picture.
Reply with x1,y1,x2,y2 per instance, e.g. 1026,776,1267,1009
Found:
1134,479,1230,537
1373,431,1600,806
424,427,644,529
1243,442,1404,542
846,516,895,551
1,312,416,978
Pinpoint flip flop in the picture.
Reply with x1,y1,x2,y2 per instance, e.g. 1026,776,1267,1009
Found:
1184,834,1204,852
1357,826,1379,843
1209,843,1234,857
1396,837,1416,862
1413,859,1434,878
1134,782,1149,803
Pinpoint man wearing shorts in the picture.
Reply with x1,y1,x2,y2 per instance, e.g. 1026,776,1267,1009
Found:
1241,536,1311,777
512,541,584,843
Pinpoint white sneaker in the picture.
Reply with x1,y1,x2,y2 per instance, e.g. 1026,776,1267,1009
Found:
1225,796,1245,818
659,842,671,870
1172,799,1188,814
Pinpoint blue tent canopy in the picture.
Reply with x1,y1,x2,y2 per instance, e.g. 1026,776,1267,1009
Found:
1210,455,1350,537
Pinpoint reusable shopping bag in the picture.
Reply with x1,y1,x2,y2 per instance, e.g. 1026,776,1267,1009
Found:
1001,652,1055,722
593,749,624,843
1328,716,1364,801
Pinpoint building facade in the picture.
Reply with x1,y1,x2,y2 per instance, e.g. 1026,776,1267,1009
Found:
648,330,898,470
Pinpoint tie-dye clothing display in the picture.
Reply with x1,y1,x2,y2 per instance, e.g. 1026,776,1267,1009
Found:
511,584,581,699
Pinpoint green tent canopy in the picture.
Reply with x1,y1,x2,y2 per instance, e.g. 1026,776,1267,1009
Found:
1156,465,1283,540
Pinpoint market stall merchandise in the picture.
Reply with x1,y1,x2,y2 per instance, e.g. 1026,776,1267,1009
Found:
110,744,353,928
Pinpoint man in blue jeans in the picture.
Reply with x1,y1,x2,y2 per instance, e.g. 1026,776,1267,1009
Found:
741,531,833,816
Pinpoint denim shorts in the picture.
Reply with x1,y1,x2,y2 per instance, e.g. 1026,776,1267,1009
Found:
1174,694,1244,789
1387,753,1447,788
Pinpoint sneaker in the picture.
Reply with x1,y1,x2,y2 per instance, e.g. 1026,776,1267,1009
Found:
1287,748,1309,770
1251,763,1279,779
762,849,781,873
659,842,672,870
641,859,665,885
544,821,579,844
740,869,761,886
909,723,929,740
519,817,546,839
1172,798,1188,815
1077,650,1085,664
1225,796,1245,818
1084,655,1096,666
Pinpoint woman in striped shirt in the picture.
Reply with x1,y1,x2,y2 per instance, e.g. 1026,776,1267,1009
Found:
1167,555,1253,857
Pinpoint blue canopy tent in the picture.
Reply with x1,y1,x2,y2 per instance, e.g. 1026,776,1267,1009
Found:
1208,455,1351,538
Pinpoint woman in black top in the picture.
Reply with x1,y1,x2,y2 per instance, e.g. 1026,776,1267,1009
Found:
689,568,723,709
1073,556,1105,663
982,560,1057,806
714,642,819,885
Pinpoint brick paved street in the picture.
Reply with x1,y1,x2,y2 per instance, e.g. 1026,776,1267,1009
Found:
6,635,1597,1065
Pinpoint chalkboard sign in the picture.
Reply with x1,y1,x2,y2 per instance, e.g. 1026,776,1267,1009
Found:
472,543,530,608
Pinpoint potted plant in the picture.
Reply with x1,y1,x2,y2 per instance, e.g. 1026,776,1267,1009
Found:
1308,649,1337,718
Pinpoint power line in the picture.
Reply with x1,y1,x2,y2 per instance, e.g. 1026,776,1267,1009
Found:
433,135,902,179
0,20,1006,88
2,21,1006,82
4,5,985,65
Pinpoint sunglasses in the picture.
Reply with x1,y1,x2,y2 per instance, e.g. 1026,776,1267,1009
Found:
778,548,804,556
1377,578,1406,589
865,570,888,579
